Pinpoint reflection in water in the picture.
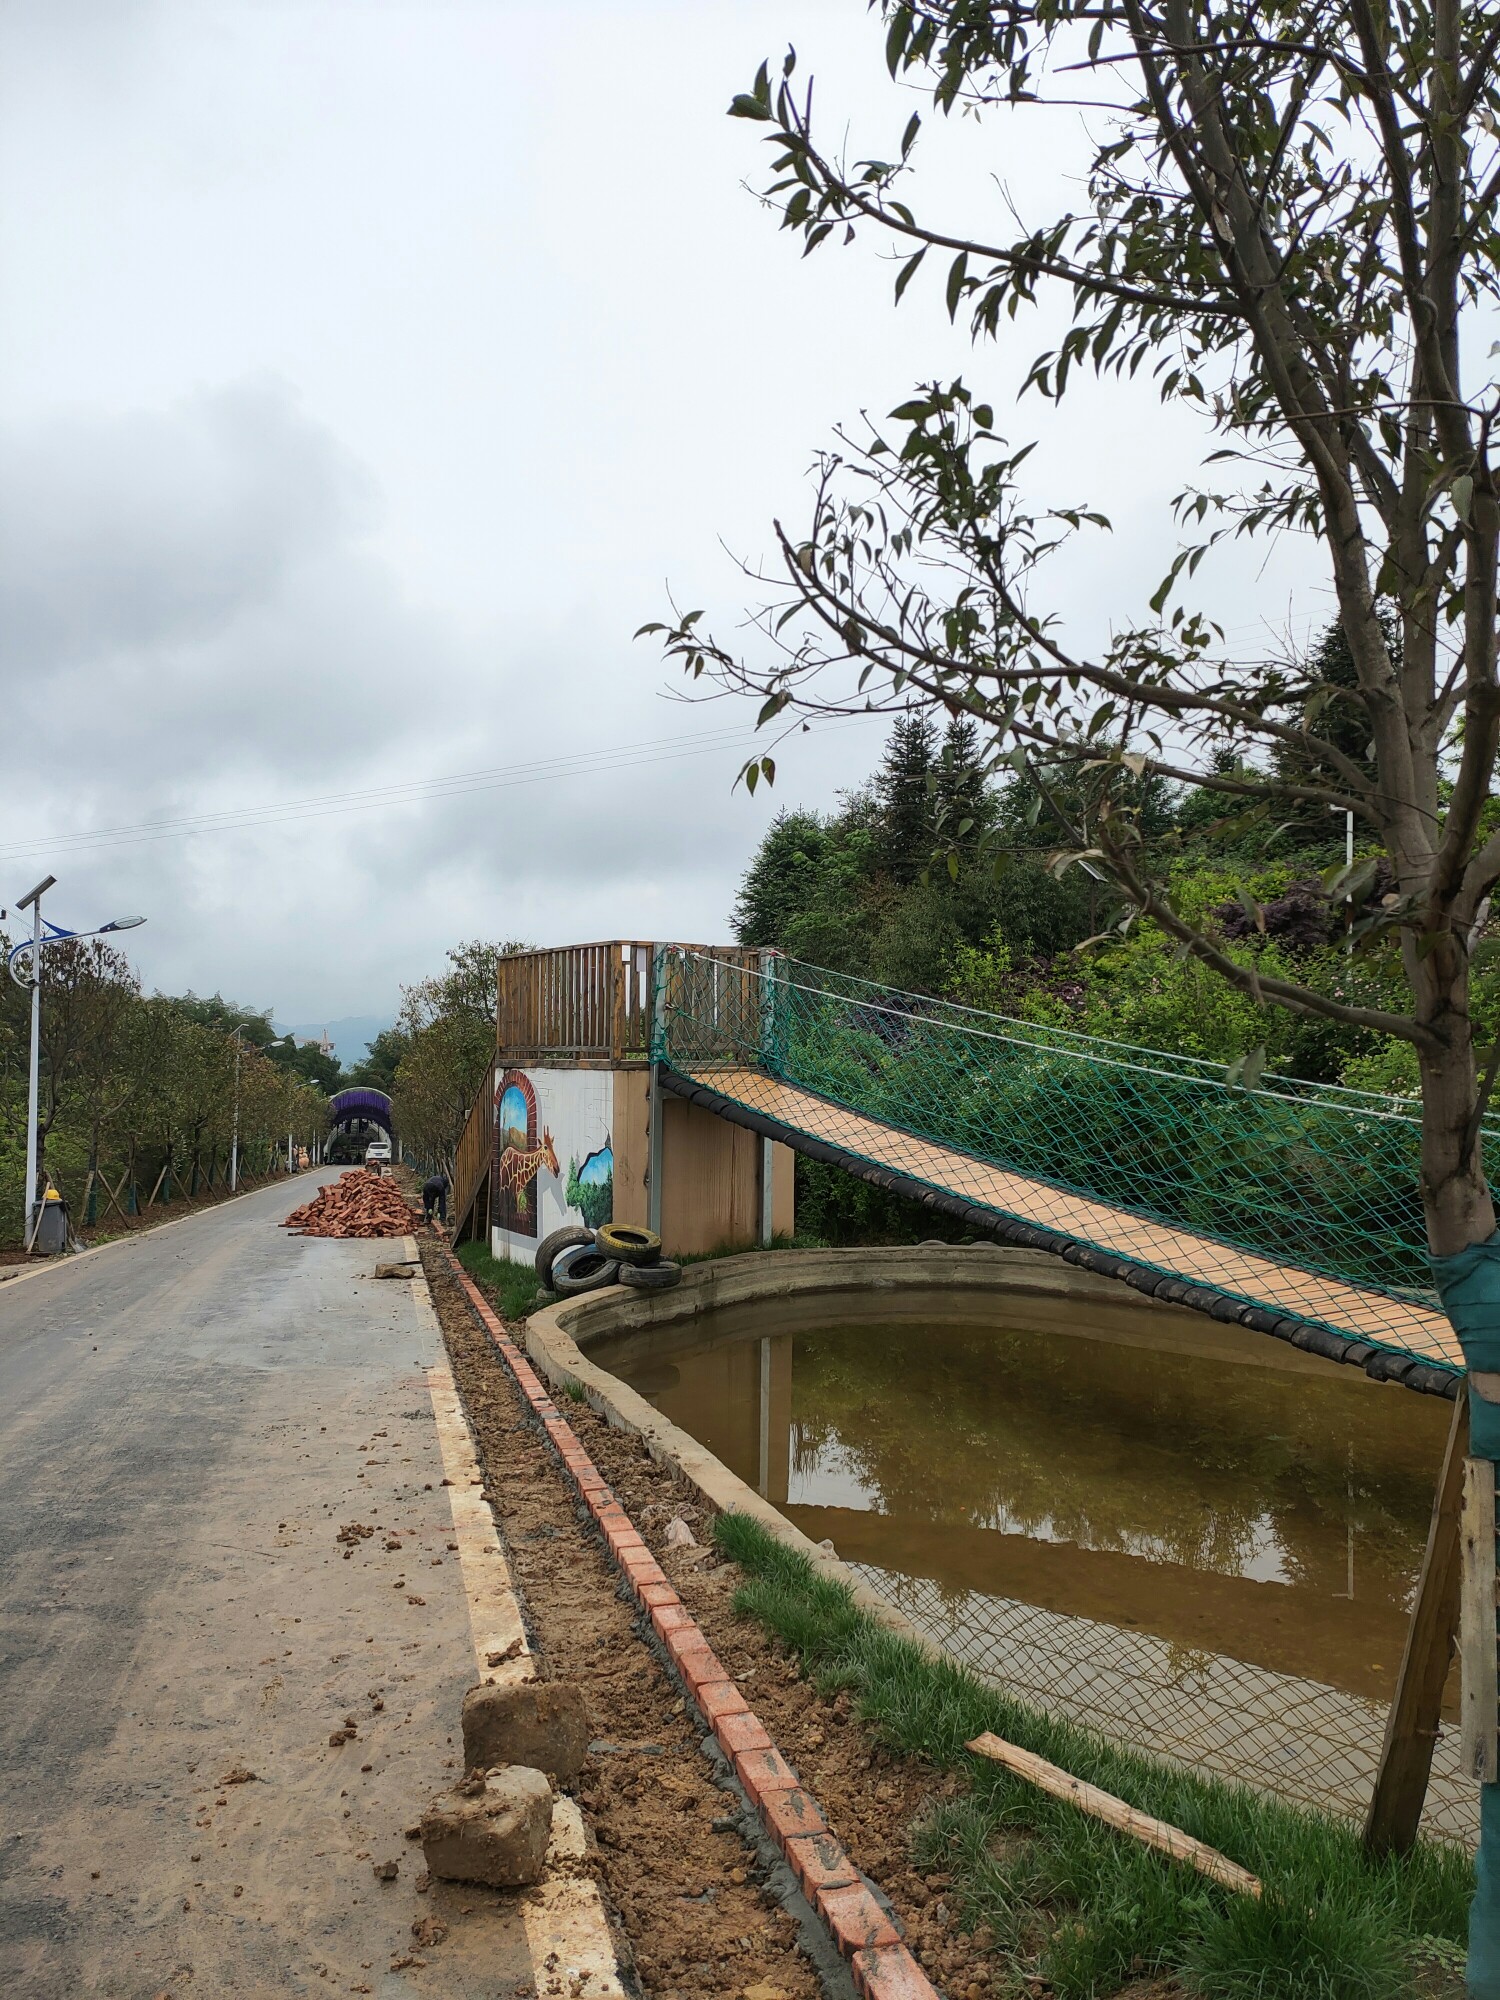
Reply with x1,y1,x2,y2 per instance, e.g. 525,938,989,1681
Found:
591,1284,1472,1841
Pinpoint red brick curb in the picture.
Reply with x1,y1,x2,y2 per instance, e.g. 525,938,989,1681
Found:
439,1249,942,2000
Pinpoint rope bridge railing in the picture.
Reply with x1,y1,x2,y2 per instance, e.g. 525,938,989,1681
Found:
653,949,1497,1376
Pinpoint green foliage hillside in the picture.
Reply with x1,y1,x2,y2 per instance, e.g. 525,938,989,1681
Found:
732,691,1500,1243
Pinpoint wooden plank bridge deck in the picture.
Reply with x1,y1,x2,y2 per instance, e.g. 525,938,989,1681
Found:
679,1064,1461,1371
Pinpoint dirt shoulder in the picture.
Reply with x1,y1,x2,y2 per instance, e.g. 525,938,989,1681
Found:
521,1353,1007,2000
423,1247,1030,2000
423,1248,825,2000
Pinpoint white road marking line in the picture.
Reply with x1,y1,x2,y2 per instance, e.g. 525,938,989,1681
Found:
416,1272,626,1998
425,1359,533,1687
521,1871,627,1999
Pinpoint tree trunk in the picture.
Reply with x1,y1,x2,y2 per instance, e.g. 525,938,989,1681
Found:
1419,960,1500,1996
87,1118,102,1227
1416,955,1496,1258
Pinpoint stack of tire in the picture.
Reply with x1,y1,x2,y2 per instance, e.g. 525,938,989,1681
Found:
535,1222,681,1298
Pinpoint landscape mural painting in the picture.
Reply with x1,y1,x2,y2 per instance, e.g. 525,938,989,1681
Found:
490,1065,615,1263
566,1144,614,1230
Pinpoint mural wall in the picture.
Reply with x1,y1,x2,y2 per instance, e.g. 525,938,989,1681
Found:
491,1064,615,1264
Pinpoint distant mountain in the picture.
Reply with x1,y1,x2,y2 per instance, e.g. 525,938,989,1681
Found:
275,1014,394,1066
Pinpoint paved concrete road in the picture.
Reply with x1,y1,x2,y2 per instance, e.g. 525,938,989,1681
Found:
0,1177,537,1999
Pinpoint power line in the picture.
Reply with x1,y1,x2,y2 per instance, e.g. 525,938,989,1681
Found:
0,714,886,868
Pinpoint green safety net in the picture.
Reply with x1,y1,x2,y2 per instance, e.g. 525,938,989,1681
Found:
654,949,1500,1371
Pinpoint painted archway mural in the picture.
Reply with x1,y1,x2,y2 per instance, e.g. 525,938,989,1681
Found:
492,1069,556,1240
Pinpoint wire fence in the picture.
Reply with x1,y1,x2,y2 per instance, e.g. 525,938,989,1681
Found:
847,1561,1475,1847
656,948,1486,1373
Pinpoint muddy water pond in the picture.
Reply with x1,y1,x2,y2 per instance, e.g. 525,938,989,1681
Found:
589,1281,1473,1840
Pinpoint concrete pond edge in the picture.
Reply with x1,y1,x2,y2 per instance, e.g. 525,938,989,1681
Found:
439,1241,946,2000
519,1240,1244,1657
518,1248,1100,1662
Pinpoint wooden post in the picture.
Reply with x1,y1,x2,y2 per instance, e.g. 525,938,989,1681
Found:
100,1169,131,1227
647,945,666,1238
1364,1380,1468,1854
1462,1451,1499,1785
610,946,627,1065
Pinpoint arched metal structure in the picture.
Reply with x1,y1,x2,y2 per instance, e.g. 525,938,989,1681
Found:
328,1087,394,1138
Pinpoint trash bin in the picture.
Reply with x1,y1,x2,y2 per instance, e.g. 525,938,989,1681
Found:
34,1187,68,1255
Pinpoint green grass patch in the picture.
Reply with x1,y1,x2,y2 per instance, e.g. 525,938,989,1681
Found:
455,1240,544,1320
712,1511,1470,2000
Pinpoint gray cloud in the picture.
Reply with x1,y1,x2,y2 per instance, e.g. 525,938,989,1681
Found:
0,0,1324,1024
2,382,371,670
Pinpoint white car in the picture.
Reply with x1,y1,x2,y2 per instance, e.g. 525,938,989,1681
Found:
364,1139,393,1166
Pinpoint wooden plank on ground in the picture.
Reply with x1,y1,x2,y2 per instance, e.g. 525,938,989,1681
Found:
965,1732,1261,1898
1364,1380,1468,1854
1461,1454,1499,1783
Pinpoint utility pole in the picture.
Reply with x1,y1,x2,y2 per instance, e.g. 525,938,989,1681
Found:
16,875,55,1248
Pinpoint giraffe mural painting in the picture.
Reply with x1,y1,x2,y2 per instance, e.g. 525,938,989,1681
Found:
490,1064,615,1263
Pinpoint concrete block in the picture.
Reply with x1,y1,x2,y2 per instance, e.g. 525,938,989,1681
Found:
420,1766,552,1887
462,1680,591,1784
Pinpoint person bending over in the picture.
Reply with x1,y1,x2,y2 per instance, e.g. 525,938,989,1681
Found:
422,1171,450,1227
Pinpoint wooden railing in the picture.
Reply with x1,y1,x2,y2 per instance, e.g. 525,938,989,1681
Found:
496,941,657,1064
450,1068,495,1242
496,942,759,1065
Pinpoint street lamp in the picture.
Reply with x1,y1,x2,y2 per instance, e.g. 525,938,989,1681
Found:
7,877,146,1250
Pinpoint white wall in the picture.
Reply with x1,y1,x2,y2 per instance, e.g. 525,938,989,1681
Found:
491,1064,615,1267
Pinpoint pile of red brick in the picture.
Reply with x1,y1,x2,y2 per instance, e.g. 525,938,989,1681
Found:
283,1169,419,1238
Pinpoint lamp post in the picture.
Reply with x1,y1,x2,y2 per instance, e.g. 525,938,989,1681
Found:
7,879,146,1249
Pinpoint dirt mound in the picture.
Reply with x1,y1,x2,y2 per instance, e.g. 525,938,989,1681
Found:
283,1170,418,1239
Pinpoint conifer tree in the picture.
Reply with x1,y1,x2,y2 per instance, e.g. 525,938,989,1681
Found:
933,715,993,859
872,712,937,882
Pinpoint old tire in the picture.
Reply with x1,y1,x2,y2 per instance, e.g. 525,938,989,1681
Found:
618,1258,682,1292
535,1225,594,1288
593,1223,662,1267
550,1243,622,1295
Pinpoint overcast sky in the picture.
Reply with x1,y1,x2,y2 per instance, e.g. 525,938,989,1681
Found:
0,0,1328,1029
